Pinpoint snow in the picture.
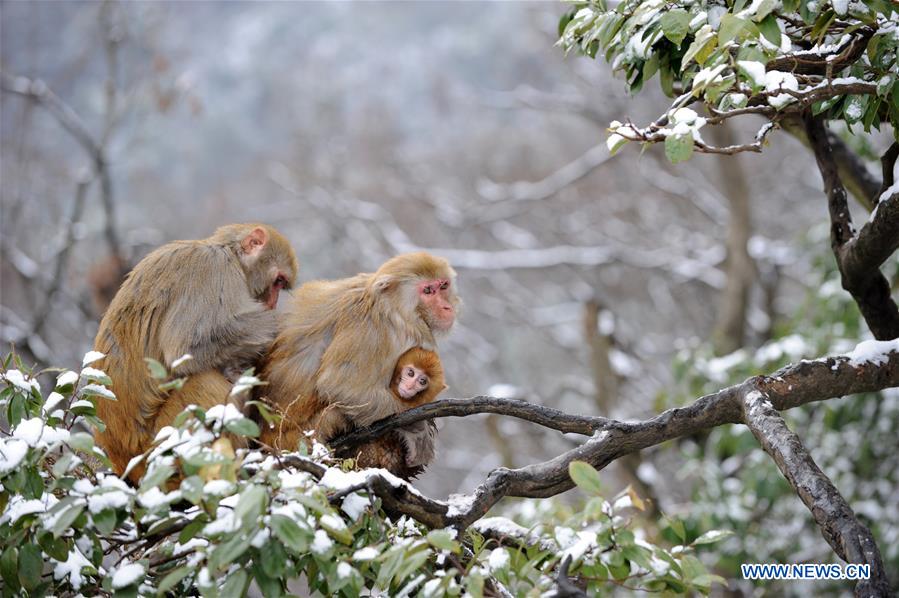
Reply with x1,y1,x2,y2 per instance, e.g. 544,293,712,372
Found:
341,492,369,520
80,367,108,380
203,479,235,495
203,511,239,535
844,339,899,367
471,517,529,538
138,487,181,509
81,384,116,400
56,370,79,388
250,528,270,548
205,402,243,424
171,354,194,369
111,563,146,589
487,548,510,571
14,417,70,448
3,369,40,393
562,531,597,561
352,547,380,561
82,350,105,367
765,71,799,109
1,495,56,524
311,529,334,555
737,60,766,87
43,392,66,414
832,0,848,15
446,493,475,518
53,547,94,589
755,334,809,364
320,513,347,531
486,384,521,399
337,562,354,579
0,438,29,474
277,470,312,489
230,374,261,397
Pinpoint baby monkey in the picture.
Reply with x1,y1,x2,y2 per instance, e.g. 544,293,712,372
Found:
340,347,447,479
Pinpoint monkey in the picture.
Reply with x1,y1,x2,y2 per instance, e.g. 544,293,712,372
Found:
390,347,447,405
92,223,298,482
257,252,459,474
340,347,447,478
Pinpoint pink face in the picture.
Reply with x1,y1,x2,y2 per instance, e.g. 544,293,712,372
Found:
265,272,290,310
418,278,455,331
397,365,429,399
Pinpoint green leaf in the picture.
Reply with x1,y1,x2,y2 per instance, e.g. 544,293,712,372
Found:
270,515,309,553
234,485,268,528
38,532,69,561
178,517,207,545
220,569,248,596
666,515,687,543
569,461,603,495
682,25,717,67
67,432,95,452
209,532,250,571
758,14,781,46
140,464,175,490
718,14,750,45
692,529,733,545
179,475,204,504
0,547,18,591
145,358,168,380
427,529,460,552
48,498,86,537
665,133,694,164
157,566,191,594
226,417,260,438
660,9,691,46
260,542,288,578
93,508,118,535
17,543,41,590
752,0,777,21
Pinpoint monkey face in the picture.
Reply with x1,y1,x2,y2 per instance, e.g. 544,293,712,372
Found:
396,364,429,400
417,279,456,332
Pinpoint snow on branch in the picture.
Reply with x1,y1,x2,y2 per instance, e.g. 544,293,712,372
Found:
804,114,899,340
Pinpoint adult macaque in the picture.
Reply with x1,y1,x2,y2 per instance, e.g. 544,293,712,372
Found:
93,224,298,480
259,252,459,472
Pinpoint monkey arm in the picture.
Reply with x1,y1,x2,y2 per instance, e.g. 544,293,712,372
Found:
156,247,278,373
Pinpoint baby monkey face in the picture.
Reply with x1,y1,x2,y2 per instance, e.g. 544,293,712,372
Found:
397,364,430,399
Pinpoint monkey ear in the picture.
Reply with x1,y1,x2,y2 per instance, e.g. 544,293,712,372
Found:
372,275,395,293
240,227,268,257
438,383,448,394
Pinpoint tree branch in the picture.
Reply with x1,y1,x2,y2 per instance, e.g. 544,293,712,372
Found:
877,142,898,202
803,114,899,339
741,391,891,597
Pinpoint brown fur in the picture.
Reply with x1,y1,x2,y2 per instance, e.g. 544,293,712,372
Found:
258,253,459,474
93,224,298,482
389,347,447,406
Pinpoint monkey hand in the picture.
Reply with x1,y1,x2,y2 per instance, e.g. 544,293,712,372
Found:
397,420,438,468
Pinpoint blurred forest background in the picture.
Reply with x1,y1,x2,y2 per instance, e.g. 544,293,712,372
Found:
1,2,896,591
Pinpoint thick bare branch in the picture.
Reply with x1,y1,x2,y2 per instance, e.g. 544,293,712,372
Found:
0,71,123,265
804,114,899,339
742,392,891,597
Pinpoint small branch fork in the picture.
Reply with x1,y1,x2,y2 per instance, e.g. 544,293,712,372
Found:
804,114,899,340
321,346,899,595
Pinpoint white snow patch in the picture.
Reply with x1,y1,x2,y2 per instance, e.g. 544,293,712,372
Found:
341,493,369,520
487,548,510,571
737,60,766,87
3,370,40,393
844,339,899,367
0,438,29,474
311,529,334,555
111,562,145,589
82,350,105,366
14,418,70,448
352,547,380,561
56,371,79,388
446,493,475,518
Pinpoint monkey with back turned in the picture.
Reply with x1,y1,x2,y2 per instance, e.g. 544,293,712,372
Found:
92,223,298,482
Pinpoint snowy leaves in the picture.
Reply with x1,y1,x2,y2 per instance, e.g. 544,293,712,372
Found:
559,0,899,162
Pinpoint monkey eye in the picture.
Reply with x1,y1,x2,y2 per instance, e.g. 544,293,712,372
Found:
418,376,428,387
422,286,433,295
406,368,415,378
439,281,449,290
